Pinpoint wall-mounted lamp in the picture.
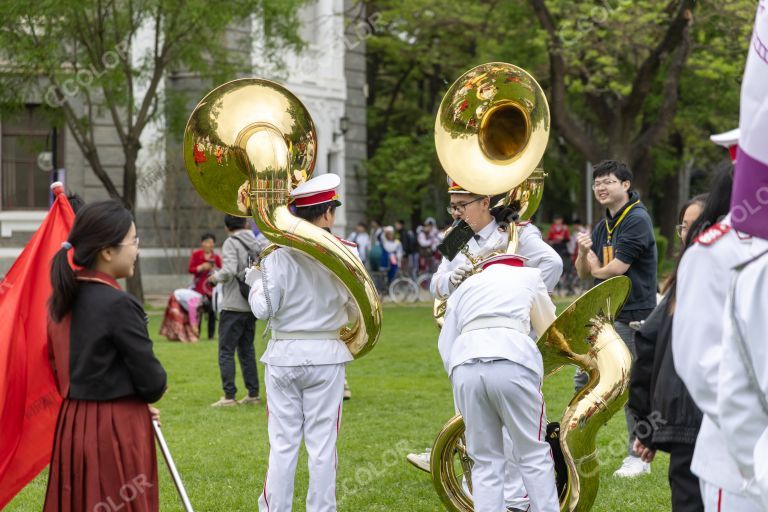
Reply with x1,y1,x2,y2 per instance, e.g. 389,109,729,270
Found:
333,115,350,142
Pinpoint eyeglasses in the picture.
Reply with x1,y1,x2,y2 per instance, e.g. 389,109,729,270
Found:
591,179,619,190
118,237,140,247
675,224,686,238
446,196,484,214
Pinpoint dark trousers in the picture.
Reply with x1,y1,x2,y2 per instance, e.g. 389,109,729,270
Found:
574,320,638,456
199,297,216,339
668,443,704,512
218,310,259,399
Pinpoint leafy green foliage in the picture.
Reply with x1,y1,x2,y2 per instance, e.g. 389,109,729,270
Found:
364,0,754,226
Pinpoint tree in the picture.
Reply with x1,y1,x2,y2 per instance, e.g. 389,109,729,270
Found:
365,0,752,237
527,0,753,197
365,0,527,225
0,0,305,301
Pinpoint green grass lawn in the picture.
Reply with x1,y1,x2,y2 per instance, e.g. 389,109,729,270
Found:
7,300,672,511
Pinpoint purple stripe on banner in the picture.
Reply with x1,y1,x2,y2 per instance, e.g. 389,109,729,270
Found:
731,147,768,239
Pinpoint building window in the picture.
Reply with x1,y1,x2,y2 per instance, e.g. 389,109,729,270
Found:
1,105,61,210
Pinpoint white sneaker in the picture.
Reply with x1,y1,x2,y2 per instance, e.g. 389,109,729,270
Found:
613,455,651,477
406,449,431,473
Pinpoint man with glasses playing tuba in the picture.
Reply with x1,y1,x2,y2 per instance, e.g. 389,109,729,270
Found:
406,177,561,512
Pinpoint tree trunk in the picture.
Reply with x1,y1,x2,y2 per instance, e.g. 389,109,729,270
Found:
126,257,145,302
657,170,679,260
631,151,653,203
123,145,144,303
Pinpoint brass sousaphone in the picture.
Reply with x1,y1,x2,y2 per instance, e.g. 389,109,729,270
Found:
428,62,632,511
182,79,381,358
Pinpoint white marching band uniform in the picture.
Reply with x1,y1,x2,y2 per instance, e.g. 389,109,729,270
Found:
717,244,768,510
438,256,559,512
715,5,768,509
249,248,354,512
674,5,768,509
248,173,354,512
672,218,764,512
431,219,563,297
430,218,562,510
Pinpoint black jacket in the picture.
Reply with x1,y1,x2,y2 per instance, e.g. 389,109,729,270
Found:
64,276,167,403
591,191,658,319
628,294,702,449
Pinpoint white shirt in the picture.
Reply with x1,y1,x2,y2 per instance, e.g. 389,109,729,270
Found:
430,219,563,297
417,226,439,251
347,231,370,262
672,214,760,492
249,248,354,366
717,238,768,488
438,264,556,378
381,237,403,264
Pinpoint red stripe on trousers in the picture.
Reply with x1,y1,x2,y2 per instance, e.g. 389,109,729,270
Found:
263,397,270,511
262,481,270,512
335,401,342,470
717,488,722,512
537,386,545,441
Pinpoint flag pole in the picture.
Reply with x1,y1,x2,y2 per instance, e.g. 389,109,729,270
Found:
152,420,194,512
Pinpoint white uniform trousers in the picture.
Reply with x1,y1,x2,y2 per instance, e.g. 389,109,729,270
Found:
258,363,345,512
452,360,559,512
699,480,765,512
503,428,531,510
454,412,530,509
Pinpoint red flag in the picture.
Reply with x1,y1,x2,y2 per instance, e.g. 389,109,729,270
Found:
0,184,75,508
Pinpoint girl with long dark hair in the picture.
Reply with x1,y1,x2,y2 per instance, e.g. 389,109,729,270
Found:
45,200,167,512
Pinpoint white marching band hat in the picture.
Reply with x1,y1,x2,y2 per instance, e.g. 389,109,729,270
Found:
710,128,740,163
291,173,342,207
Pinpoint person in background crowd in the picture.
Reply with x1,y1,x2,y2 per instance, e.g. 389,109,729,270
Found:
574,159,658,478
568,219,588,263
188,233,222,339
347,221,371,264
546,214,571,260
251,223,271,254
629,192,713,512
381,226,404,285
417,218,440,273
207,215,261,407
396,219,418,277
369,220,384,272
45,200,167,512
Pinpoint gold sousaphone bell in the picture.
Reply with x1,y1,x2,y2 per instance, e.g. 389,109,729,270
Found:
182,79,381,358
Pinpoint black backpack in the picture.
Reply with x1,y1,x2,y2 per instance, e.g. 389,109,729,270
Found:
231,236,258,299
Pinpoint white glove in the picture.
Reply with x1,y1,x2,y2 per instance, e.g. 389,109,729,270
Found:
449,264,473,288
244,266,262,288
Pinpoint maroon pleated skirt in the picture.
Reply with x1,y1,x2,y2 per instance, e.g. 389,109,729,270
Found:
43,397,159,512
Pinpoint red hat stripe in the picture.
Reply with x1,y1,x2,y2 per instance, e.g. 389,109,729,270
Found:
481,256,525,270
293,190,338,207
